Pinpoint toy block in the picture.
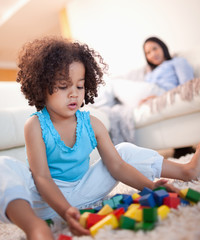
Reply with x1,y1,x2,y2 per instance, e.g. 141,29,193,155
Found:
90,214,119,236
79,208,96,214
185,188,200,203
139,193,156,207
111,194,123,207
179,188,188,199
163,196,180,209
180,198,190,205
97,204,113,215
132,193,141,200
103,199,115,209
143,207,158,223
157,205,170,220
45,218,54,227
139,187,153,196
153,186,167,191
128,203,140,210
153,189,169,206
116,203,129,212
133,196,141,203
134,222,155,231
79,212,91,228
124,204,140,218
130,208,143,222
86,213,105,229
112,207,125,220
122,194,133,205
119,215,135,230
57,234,72,240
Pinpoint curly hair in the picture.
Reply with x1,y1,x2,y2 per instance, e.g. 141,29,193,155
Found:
16,36,108,111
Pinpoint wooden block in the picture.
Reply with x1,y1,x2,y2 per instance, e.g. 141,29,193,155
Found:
186,188,200,203
57,234,72,240
139,193,156,207
80,208,96,214
132,193,141,200
134,222,155,231
86,213,105,229
163,196,180,209
79,212,91,228
139,187,153,196
124,204,140,218
90,214,119,236
143,207,158,223
119,215,135,229
112,207,125,220
97,204,113,215
103,199,115,209
153,189,169,206
157,205,170,220
179,188,188,199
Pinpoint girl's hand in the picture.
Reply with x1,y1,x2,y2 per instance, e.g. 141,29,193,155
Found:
153,179,180,194
64,206,90,236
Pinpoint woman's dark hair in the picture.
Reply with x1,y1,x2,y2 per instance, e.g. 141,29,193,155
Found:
16,36,108,111
143,36,172,70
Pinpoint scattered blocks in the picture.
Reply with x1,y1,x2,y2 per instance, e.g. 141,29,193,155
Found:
78,187,200,236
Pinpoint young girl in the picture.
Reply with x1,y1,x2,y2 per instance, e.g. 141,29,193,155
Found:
0,36,199,240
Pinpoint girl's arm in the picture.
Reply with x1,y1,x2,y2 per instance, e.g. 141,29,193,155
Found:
24,116,89,235
91,116,167,191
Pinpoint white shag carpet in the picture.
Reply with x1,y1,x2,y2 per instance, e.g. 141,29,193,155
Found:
0,153,200,240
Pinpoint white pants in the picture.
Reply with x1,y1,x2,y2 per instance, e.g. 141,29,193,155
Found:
0,143,163,222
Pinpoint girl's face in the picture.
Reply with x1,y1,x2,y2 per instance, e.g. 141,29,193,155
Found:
144,41,165,66
46,61,85,119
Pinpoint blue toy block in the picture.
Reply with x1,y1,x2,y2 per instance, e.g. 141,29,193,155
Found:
139,187,153,196
153,189,169,206
139,193,156,208
180,198,190,205
116,203,129,212
122,194,133,205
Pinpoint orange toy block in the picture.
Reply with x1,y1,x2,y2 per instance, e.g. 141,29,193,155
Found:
86,213,105,229
90,214,119,236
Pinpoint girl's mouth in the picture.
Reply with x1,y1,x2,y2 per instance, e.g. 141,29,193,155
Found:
68,102,77,110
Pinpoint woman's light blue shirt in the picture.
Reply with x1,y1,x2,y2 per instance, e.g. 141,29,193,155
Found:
145,57,194,91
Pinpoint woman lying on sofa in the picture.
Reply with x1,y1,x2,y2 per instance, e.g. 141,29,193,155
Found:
93,36,195,152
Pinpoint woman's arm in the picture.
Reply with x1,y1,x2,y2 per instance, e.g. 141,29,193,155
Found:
24,116,89,235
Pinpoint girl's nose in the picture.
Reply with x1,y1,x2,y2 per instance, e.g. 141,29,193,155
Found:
69,87,78,98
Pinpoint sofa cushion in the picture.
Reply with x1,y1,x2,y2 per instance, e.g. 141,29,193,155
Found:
133,78,200,128
0,107,35,150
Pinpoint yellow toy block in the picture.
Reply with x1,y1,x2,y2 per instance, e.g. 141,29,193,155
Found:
127,203,140,211
132,193,141,200
79,212,91,228
158,205,170,220
179,188,188,198
97,204,113,215
90,214,119,236
124,205,142,222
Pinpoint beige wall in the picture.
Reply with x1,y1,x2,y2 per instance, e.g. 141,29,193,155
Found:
66,0,200,76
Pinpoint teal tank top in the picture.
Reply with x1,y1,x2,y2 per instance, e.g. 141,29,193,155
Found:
31,107,97,182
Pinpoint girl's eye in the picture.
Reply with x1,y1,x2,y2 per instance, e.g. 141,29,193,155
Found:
58,86,67,90
77,86,84,89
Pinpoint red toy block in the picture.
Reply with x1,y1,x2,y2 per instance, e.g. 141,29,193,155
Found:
112,207,125,219
86,213,105,229
57,234,72,240
163,196,180,209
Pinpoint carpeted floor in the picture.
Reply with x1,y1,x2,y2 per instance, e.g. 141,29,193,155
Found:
0,153,200,240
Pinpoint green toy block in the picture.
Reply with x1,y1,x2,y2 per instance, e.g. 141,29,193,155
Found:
134,222,155,231
185,188,200,203
79,208,96,214
119,215,135,230
143,207,158,223
153,186,167,191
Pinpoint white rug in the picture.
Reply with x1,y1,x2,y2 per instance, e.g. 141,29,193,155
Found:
1,153,200,240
